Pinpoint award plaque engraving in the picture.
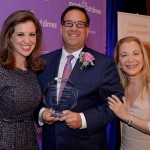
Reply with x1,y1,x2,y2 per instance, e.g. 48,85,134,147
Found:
44,77,78,118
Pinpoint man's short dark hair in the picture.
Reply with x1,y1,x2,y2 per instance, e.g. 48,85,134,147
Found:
61,6,90,26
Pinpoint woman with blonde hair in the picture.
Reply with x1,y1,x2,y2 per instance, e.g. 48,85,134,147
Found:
108,36,150,150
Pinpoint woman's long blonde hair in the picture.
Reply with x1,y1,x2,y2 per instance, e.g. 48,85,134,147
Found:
114,36,150,98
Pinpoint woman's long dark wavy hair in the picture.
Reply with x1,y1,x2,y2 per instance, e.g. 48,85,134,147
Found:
0,10,45,72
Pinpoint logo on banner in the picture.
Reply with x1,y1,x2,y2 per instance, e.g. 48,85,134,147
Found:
69,0,101,15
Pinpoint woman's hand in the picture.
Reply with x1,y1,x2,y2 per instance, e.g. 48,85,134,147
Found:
108,95,130,122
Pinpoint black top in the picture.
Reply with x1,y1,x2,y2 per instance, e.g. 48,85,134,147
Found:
0,65,42,150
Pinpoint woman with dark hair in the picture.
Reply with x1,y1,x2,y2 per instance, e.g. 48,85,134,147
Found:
0,10,45,149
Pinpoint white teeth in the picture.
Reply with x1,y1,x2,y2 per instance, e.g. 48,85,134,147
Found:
69,33,78,36
70,35,78,37
21,46,30,49
126,65,137,69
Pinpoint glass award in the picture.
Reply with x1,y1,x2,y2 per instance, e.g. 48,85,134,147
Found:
44,77,78,118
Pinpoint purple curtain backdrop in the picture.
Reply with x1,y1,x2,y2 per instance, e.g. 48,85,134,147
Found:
0,0,106,54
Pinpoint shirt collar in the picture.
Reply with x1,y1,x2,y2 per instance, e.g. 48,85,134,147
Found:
62,47,83,59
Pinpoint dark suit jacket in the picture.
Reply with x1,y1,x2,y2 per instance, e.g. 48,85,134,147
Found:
38,46,124,150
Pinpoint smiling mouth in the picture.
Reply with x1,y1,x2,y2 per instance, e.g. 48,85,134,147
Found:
126,64,137,69
21,45,31,50
69,34,78,37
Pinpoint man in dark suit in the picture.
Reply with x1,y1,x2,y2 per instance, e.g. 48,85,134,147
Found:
38,6,124,150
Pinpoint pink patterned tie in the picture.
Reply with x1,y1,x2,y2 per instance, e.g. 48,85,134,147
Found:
62,55,74,80
58,55,74,101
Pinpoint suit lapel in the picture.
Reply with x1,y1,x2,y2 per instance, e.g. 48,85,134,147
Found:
53,49,62,78
69,46,90,84
69,58,82,84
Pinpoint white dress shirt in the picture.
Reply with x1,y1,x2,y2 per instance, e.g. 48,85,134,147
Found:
39,47,87,129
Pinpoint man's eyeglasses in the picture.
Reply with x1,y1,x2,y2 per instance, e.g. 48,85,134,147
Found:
62,20,88,28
